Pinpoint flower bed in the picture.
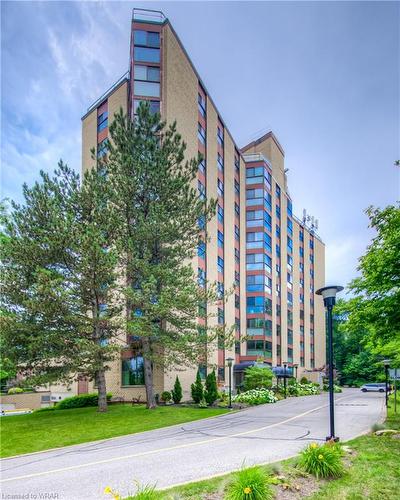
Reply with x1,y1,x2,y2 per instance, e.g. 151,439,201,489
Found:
233,388,277,405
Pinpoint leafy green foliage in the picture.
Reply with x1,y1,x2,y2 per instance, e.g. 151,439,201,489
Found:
298,442,345,479
287,381,320,396
243,366,273,391
7,387,23,394
160,391,171,403
346,205,400,366
0,163,122,411
191,370,204,403
225,466,273,500
204,370,218,405
56,393,112,410
129,483,158,499
171,376,182,404
300,376,309,384
233,388,277,405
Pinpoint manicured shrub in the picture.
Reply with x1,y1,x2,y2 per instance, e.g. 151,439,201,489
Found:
287,381,320,396
300,376,309,385
7,387,23,394
243,366,273,391
225,466,273,500
198,397,208,408
191,370,204,403
171,376,182,404
160,391,172,403
204,370,218,405
297,442,345,479
233,388,277,405
56,392,112,410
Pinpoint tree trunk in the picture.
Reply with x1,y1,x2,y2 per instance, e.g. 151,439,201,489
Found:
96,369,108,412
142,337,156,409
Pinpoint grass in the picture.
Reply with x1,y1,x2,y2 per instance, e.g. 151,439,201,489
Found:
123,393,400,499
0,404,227,458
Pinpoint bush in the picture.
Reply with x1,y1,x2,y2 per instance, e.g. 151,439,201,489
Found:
287,381,320,397
204,370,218,405
7,387,24,395
297,442,345,479
160,391,172,403
198,398,208,408
243,366,273,391
171,376,182,404
233,388,277,405
225,466,273,500
56,392,112,410
191,370,204,403
300,376,309,384
35,406,56,413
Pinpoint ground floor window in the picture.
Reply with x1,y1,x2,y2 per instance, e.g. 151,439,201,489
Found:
121,356,145,386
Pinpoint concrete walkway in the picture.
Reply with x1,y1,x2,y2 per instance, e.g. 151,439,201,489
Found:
0,388,385,499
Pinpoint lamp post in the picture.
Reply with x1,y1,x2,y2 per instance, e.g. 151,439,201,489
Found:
226,357,234,409
283,362,288,399
383,359,391,408
316,285,343,442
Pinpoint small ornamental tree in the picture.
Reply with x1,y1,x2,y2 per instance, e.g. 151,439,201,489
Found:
243,366,273,391
171,376,183,404
191,370,204,403
204,370,218,405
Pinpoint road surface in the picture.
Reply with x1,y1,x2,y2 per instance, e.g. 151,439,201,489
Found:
0,389,385,499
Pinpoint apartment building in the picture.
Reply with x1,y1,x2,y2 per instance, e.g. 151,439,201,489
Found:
81,9,325,399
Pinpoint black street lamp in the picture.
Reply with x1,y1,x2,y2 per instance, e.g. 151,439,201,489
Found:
283,362,288,399
226,357,234,409
316,285,343,442
383,359,391,408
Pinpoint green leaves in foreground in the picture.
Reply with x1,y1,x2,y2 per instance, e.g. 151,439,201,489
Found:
225,466,274,500
298,442,345,479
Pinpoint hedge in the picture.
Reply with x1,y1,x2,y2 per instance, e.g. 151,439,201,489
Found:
56,392,112,410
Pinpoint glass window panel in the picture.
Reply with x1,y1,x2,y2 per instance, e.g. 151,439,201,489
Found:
134,30,147,46
147,32,160,48
147,67,160,82
134,47,160,63
134,81,160,98
134,65,147,80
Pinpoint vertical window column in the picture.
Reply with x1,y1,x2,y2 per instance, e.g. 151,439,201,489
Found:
234,150,241,361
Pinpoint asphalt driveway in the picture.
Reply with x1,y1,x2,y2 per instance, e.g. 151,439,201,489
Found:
0,388,385,499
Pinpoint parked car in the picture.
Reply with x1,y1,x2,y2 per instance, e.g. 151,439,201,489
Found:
360,383,386,393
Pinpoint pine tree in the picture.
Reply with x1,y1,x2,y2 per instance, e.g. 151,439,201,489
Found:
0,163,122,412
104,103,231,408
171,376,183,404
191,370,204,403
204,370,218,405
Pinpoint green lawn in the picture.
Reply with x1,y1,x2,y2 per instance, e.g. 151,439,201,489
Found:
0,404,227,458
124,394,400,499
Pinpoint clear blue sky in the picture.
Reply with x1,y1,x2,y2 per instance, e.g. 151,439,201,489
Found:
1,1,399,289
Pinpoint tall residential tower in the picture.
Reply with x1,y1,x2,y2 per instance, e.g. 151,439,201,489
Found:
81,9,325,399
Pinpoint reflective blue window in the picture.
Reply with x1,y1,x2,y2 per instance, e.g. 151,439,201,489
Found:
217,256,224,273
217,205,224,223
198,241,206,259
134,46,160,63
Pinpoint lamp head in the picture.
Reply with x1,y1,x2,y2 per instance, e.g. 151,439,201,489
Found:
316,285,344,307
382,359,391,368
226,357,234,367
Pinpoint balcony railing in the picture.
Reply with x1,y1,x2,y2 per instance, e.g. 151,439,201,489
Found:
132,8,166,24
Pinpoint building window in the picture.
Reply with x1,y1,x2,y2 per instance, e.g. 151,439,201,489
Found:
217,256,224,273
287,236,293,253
134,65,160,97
310,239,314,249
234,225,240,241
276,243,281,257
198,241,206,259
276,304,281,316
288,329,293,344
217,125,224,145
97,138,108,158
218,367,225,381
234,247,240,264
277,324,281,337
276,224,280,238
217,204,224,223
198,123,206,145
299,247,304,258
287,347,293,363
198,301,207,317
217,230,224,248
235,294,240,309
97,111,108,132
246,296,265,314
198,267,206,287
246,253,271,272
121,356,145,386
134,81,160,98
198,180,206,200
287,254,293,271
300,357,305,367
287,217,293,236
133,99,160,115
198,92,206,117
217,179,224,196
276,205,281,219
198,158,206,174
276,184,281,198
234,179,240,195
198,215,206,230
234,202,240,217
287,291,293,306
247,340,272,357
234,156,240,174
287,199,293,217
134,46,160,63
299,231,304,242
235,271,240,287
217,153,224,172
134,30,160,48
218,307,224,325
